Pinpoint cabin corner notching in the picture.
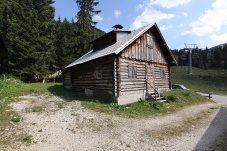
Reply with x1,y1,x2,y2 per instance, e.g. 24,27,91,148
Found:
64,22,176,105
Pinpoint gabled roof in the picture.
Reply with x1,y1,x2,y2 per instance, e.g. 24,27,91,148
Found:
66,22,176,68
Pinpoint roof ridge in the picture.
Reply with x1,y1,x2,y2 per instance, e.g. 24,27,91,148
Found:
66,22,155,68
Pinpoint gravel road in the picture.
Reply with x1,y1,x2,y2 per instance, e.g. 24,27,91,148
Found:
1,93,227,151
197,92,227,104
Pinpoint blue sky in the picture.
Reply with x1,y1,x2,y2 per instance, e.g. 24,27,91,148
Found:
52,0,227,49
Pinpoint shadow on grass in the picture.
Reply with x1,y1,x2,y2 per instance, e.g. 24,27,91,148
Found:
47,84,91,102
194,107,227,150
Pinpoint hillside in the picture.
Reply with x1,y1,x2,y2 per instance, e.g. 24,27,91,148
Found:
172,66,227,95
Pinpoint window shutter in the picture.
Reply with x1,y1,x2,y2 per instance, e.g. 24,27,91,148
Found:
147,34,153,47
128,63,137,78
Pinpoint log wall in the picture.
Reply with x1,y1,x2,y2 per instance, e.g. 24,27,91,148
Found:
71,55,115,95
153,64,169,89
117,58,147,96
63,68,72,88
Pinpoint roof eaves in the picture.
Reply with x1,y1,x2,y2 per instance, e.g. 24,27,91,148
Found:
65,50,93,68
153,23,177,65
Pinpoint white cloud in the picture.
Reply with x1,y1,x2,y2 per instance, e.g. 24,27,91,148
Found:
182,26,214,36
210,33,227,43
130,7,175,29
178,24,185,27
114,10,121,17
160,25,172,31
182,12,188,18
136,4,144,11
182,0,227,36
160,25,168,31
130,0,190,30
93,15,103,22
149,0,191,9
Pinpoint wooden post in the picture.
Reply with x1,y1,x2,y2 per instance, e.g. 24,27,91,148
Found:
3,74,6,81
209,93,212,99
145,65,148,94
114,56,118,97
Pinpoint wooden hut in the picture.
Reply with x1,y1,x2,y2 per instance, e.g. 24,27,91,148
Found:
63,22,176,105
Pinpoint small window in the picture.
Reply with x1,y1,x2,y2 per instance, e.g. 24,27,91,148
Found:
78,71,84,79
147,34,153,48
128,63,137,78
93,67,102,79
160,70,165,79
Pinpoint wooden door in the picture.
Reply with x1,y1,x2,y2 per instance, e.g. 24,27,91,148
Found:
146,64,155,93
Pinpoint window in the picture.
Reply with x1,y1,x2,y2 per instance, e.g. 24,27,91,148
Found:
128,63,137,78
160,70,165,79
93,67,102,79
147,34,153,48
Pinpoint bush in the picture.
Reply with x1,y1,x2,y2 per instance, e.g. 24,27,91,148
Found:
166,95,178,102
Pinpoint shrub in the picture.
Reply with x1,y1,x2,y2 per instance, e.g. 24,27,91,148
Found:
166,95,178,102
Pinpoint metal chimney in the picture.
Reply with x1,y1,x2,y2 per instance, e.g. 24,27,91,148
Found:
112,24,123,30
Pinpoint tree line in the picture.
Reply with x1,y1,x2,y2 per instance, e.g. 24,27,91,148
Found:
0,0,104,81
171,44,227,70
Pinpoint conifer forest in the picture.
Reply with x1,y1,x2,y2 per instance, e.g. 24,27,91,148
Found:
0,0,104,81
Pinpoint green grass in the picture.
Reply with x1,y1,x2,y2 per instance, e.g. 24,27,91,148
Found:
0,76,215,122
0,78,57,100
20,135,33,145
82,89,212,118
172,66,227,95
29,106,44,112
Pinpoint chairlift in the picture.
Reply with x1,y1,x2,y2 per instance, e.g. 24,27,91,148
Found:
193,53,199,59
181,55,187,60
207,53,214,60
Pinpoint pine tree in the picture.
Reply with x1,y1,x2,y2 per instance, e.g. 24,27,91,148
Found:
4,0,36,79
0,0,9,74
75,0,101,56
2,0,56,80
32,0,56,79
55,17,78,71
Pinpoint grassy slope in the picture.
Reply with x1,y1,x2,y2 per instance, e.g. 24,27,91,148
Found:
0,78,212,119
172,66,227,95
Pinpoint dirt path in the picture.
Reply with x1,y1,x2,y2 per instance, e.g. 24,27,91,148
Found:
2,94,227,151
197,92,227,104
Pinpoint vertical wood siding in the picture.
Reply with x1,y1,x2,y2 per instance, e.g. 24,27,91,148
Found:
119,32,168,64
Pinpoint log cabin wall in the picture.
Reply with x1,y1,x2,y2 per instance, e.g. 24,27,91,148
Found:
71,55,115,98
63,68,72,88
117,31,170,104
118,59,147,92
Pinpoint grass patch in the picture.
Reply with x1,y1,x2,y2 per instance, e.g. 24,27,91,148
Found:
0,97,19,131
30,106,44,112
172,66,227,95
10,116,20,123
21,135,33,145
82,90,212,118
55,102,65,109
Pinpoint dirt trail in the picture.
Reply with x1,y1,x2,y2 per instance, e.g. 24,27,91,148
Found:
2,94,227,151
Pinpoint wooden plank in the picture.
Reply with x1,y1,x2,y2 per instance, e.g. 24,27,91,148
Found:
131,42,135,59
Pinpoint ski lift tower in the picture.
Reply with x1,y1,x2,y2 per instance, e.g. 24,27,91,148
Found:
184,43,196,74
